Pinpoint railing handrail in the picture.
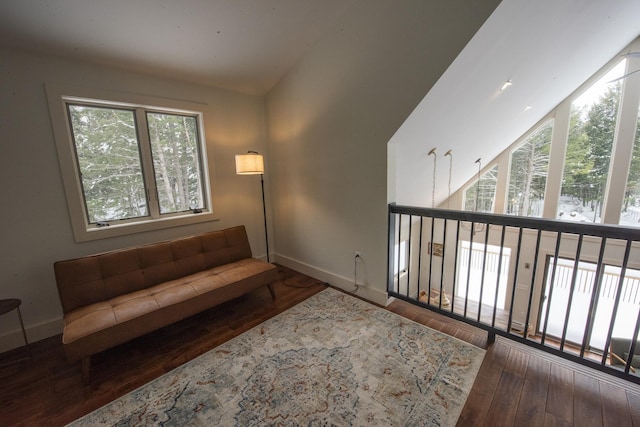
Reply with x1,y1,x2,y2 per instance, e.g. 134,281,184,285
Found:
389,203,640,241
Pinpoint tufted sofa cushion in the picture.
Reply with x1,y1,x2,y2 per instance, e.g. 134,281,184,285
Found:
54,226,277,373
55,226,254,313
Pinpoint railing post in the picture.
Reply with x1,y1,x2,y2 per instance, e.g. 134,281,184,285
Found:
487,331,496,346
387,204,397,295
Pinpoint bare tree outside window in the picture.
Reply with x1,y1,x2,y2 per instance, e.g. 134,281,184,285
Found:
507,120,553,217
464,164,499,213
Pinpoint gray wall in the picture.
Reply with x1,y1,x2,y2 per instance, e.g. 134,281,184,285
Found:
266,0,499,303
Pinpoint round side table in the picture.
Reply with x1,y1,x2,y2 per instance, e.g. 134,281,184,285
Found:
0,299,32,359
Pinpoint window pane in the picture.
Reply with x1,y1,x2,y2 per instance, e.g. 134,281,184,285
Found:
463,164,498,212
620,106,640,227
68,105,148,223
147,113,205,214
558,60,626,223
507,120,553,217
540,257,640,351
456,240,510,311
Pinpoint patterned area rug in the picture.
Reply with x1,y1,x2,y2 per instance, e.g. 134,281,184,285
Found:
69,288,485,426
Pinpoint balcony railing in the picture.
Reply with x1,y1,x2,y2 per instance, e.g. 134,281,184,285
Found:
387,203,640,384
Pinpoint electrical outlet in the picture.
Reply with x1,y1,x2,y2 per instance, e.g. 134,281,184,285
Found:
355,251,362,261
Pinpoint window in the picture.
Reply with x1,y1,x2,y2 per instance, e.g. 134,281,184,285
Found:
67,104,206,223
540,256,640,351
47,85,214,241
452,37,640,224
620,105,640,226
506,120,553,217
394,240,409,275
456,240,510,310
68,104,148,223
557,60,626,223
463,164,498,213
146,112,205,215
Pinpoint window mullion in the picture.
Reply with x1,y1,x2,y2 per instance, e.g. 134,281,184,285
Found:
135,108,160,218
544,99,571,219
602,50,640,224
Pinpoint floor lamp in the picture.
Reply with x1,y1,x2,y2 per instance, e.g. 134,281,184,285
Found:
235,151,270,262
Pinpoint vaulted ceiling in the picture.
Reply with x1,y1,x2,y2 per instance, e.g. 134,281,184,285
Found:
390,0,640,206
2,0,640,207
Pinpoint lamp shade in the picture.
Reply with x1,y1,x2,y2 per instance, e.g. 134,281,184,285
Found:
235,153,264,175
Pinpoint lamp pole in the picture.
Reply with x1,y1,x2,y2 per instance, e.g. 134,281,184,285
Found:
260,173,270,262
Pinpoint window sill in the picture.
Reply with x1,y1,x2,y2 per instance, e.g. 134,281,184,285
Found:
72,212,220,242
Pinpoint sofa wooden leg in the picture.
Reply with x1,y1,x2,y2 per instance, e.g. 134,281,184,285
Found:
268,283,276,301
81,356,91,385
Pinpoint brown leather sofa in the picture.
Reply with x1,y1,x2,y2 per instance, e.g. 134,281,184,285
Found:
54,225,276,384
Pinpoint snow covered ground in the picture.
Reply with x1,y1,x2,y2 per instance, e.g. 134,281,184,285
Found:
556,195,640,227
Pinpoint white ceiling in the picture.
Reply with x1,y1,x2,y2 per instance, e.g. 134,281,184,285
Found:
0,0,355,95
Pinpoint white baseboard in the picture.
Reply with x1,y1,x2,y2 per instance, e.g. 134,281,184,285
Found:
0,317,63,353
274,254,390,306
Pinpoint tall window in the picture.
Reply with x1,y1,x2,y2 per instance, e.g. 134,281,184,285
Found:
620,106,640,226
463,165,498,213
68,103,206,224
557,60,626,223
507,120,553,217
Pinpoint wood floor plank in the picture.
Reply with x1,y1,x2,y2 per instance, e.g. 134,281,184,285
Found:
514,355,551,427
545,363,574,425
456,341,510,427
600,381,633,427
484,347,529,426
543,411,572,427
454,328,485,349
626,391,640,426
573,371,603,427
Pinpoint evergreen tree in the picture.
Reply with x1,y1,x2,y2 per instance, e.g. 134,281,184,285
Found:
561,108,591,204
623,114,640,214
583,84,621,217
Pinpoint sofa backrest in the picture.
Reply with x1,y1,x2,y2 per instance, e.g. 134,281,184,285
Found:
54,225,253,313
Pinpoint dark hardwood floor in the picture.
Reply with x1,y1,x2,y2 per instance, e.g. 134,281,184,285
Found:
1,265,639,426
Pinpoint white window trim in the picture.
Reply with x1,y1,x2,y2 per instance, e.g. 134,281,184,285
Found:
46,83,218,242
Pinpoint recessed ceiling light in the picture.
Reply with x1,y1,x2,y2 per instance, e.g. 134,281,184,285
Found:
501,80,513,91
